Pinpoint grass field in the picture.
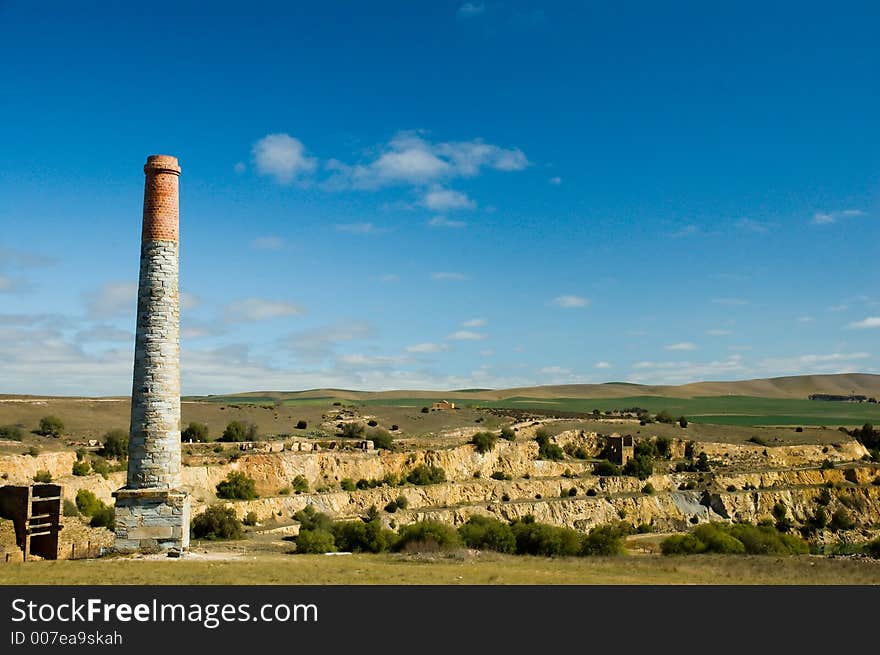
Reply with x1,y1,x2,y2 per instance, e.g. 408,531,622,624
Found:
2,552,879,585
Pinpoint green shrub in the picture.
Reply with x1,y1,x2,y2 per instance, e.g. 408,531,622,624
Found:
368,428,394,450
62,499,79,517
191,506,244,540
567,487,578,497
293,506,333,532
501,493,510,501
655,410,676,425
292,474,309,494
747,436,768,446
215,471,258,500
332,519,394,553
394,521,462,551
278,487,291,495
340,478,357,492
820,459,834,470
89,506,115,530
490,471,512,481
511,519,583,557
242,511,259,526
593,460,621,476
829,508,855,532
71,460,91,476
642,482,655,494
655,437,671,458
500,426,516,441
535,431,564,461
91,458,112,479
470,431,498,454
295,420,308,430
661,522,808,555
564,444,590,459
75,489,103,516
340,422,365,439
37,415,64,437
0,425,23,441
181,422,209,442
406,464,446,486
219,420,255,442
623,454,653,480
420,407,429,413
33,470,52,483
864,538,880,558
458,516,516,553
394,495,408,510
586,488,597,497
678,416,688,428
581,524,625,556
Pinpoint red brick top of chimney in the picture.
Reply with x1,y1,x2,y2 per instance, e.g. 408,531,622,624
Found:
142,155,180,243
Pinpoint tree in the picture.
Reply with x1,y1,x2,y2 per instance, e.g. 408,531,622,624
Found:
295,420,308,430
215,471,258,500
99,429,129,458
292,474,309,494
655,410,676,425
458,516,516,553
181,422,209,442
367,428,393,450
678,416,688,428
470,431,498,454
33,470,52,483
37,415,64,437
75,489,104,516
0,425,23,441
219,420,247,442
340,422,365,439
406,464,446,485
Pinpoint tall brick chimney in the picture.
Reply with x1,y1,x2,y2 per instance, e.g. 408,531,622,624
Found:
113,155,190,553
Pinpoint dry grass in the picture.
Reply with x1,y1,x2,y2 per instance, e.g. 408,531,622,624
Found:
2,552,880,585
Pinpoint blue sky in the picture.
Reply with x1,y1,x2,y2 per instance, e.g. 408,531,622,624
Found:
1,1,878,395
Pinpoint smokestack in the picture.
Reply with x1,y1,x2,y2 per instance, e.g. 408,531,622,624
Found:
113,155,189,553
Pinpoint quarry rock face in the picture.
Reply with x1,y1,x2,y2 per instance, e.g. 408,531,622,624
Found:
112,155,190,553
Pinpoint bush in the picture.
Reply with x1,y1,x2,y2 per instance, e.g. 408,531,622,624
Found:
420,407,429,413
394,495,408,510
678,416,688,428
368,428,393,450
586,488,597,497
829,508,855,532
0,425,23,441
295,420,308,430
367,419,378,427
215,471,258,500
293,506,333,532
661,522,807,556
332,519,394,553
567,487,578,497
581,524,626,556
458,516,516,553
340,478,357,492
219,420,247,442
821,459,834,470
406,464,446,486
242,511,259,526
593,460,621,476
72,460,91,476
490,471,512,481
655,410,676,425
90,458,112,479
75,489,103,516
37,415,64,437
501,493,510,501
395,521,462,552
511,519,583,557
181,422,209,442
292,474,309,494
191,505,243,539
63,499,79,517
26,446,39,457
500,426,516,441
864,538,880,558
278,487,291,495
340,422,365,439
642,482,655,494
655,437,671,458
535,429,564,461
470,431,498,454
33,470,52,483
89,506,115,530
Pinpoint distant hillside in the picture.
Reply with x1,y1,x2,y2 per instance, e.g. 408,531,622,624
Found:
184,373,880,403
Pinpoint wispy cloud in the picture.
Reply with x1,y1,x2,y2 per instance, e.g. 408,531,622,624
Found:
539,366,570,375
84,282,138,319
251,236,285,250
461,318,486,327
335,222,386,235
234,162,246,174
379,274,399,283
812,209,865,225
446,330,486,341
552,295,589,308
548,176,562,185
671,225,703,238
797,316,814,323
712,298,748,306
406,342,450,353
457,2,485,18
595,361,612,369
428,216,467,228
735,218,770,233
252,133,317,184
224,298,305,323
706,329,732,336
829,304,849,312
422,187,476,211
431,272,467,281
74,325,132,343
283,322,372,363
849,317,880,329
665,342,697,351
0,275,23,293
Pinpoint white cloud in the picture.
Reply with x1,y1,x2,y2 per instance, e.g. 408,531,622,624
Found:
338,353,411,367
757,352,871,375
812,209,865,225
406,342,450,353
335,222,386,235
0,276,19,293
671,225,702,238
234,162,246,174
548,177,562,185
327,131,527,189
180,292,201,312
283,322,372,363
480,349,495,357
552,295,589,308
461,318,487,327
252,133,317,184
423,187,476,211
595,361,612,369
84,282,138,319
666,342,698,351
540,366,571,375
735,218,770,233
428,216,467,228
251,236,285,250
457,2,485,18
828,304,849,312
711,298,748,306
446,330,486,340
849,317,880,329
432,272,467,281
379,274,399,283
706,329,732,336
74,325,132,343
223,298,305,323
797,316,814,323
